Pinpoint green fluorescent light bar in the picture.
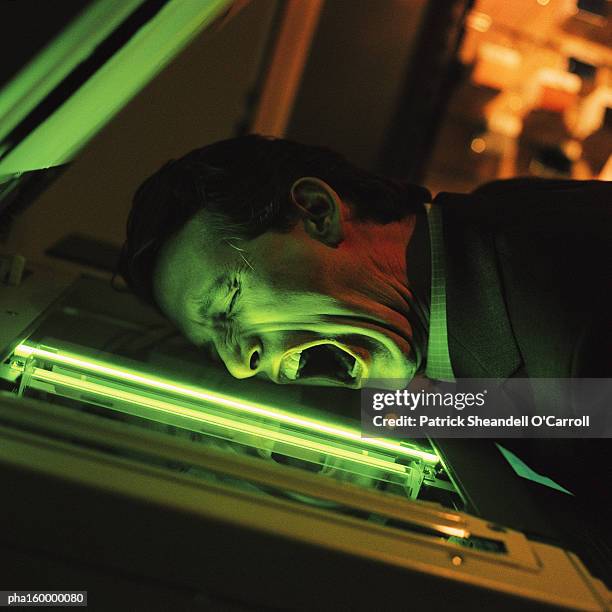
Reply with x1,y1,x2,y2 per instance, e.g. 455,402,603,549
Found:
29,367,411,476
0,0,232,174
0,0,144,142
14,343,438,464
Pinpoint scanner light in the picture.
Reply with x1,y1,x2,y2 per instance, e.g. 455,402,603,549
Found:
14,342,439,465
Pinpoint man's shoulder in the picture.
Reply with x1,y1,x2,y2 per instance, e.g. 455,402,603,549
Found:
434,177,610,235
470,177,607,197
439,178,610,378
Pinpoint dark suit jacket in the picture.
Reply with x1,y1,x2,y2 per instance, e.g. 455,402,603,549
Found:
434,178,611,526
434,178,611,379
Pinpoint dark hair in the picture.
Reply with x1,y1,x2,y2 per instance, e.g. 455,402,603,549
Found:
119,134,430,305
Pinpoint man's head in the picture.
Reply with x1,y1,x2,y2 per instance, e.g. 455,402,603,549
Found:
120,135,430,388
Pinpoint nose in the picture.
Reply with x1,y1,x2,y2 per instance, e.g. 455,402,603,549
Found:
217,336,262,379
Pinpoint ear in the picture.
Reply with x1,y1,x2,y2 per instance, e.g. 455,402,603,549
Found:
289,177,344,246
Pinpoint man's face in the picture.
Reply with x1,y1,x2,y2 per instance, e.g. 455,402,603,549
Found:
153,178,419,388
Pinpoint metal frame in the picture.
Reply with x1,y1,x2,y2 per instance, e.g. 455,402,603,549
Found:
250,0,324,137
0,264,75,363
0,392,609,610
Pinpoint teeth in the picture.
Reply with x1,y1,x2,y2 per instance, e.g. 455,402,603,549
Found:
281,351,302,380
280,345,363,384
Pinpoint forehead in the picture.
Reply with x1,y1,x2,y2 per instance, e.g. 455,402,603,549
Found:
152,212,232,323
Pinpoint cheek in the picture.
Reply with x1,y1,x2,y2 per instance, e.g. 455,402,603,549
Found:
249,230,351,305
257,248,330,292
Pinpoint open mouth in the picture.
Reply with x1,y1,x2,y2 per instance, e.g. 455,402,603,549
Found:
279,341,364,386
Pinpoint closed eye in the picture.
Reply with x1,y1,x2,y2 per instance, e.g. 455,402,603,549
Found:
227,283,241,315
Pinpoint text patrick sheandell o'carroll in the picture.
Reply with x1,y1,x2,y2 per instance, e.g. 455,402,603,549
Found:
359,379,610,438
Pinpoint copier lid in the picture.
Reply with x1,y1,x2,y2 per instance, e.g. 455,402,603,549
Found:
0,0,234,226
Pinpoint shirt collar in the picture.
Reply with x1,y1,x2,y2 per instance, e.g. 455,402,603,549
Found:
432,192,522,378
424,203,455,381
